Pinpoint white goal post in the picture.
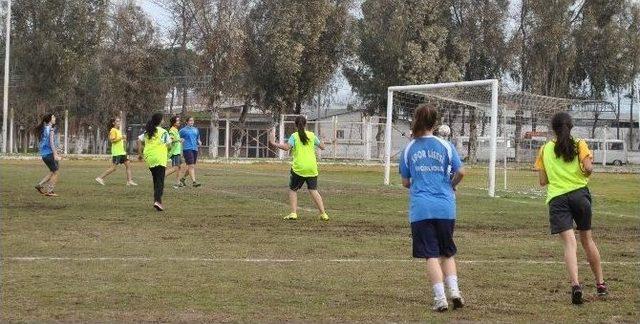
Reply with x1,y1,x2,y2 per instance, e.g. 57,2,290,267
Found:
383,79,500,197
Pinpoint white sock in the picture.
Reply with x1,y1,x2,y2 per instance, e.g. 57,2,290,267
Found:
432,282,446,300
445,275,460,295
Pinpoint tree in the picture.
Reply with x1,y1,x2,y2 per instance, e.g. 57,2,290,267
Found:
8,0,108,152
509,0,576,160
188,0,249,157
154,0,197,114
100,1,167,126
246,0,350,116
10,0,108,119
343,0,469,148
452,0,510,163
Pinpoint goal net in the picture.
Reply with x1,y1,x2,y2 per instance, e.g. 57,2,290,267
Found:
384,80,614,198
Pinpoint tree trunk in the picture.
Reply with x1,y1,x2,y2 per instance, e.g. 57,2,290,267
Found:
181,86,188,115
169,87,176,114
460,106,466,136
591,112,600,138
468,108,478,163
180,4,189,115
375,122,385,160
208,106,219,158
294,100,302,114
514,109,523,163
630,85,635,149
616,90,621,139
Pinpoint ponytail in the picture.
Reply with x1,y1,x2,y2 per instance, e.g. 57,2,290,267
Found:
35,113,54,137
294,115,309,145
551,112,577,162
106,118,117,132
145,113,164,139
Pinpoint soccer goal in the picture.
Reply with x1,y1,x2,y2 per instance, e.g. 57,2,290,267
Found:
383,79,500,196
383,80,620,198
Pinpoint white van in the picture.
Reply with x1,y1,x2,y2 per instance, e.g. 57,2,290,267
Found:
584,139,628,165
452,136,516,162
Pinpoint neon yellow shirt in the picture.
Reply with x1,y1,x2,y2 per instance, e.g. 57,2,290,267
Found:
141,127,170,168
168,126,182,156
535,139,592,203
289,131,320,177
110,128,126,156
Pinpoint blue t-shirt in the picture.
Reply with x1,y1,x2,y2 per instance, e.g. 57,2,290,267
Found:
179,126,200,151
399,135,463,223
39,125,54,156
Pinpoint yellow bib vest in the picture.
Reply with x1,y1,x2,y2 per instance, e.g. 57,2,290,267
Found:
110,128,126,156
144,127,169,168
291,131,318,177
541,140,589,204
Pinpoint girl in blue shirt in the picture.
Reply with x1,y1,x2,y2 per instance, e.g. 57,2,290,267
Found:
399,104,466,312
35,113,62,197
178,116,202,187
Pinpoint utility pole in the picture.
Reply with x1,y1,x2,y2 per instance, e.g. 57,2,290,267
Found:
2,0,11,153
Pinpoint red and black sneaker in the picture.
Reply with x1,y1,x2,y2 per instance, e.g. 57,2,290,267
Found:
596,282,608,297
571,285,584,305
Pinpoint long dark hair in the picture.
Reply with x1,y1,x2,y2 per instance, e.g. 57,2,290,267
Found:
145,113,164,139
169,115,179,127
412,104,438,136
35,113,54,137
551,112,577,162
295,115,309,145
107,118,117,131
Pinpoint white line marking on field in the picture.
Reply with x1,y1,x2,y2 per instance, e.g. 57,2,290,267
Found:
4,257,639,266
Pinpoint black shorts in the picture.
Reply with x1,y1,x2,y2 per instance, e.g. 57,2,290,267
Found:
170,154,182,167
548,187,592,234
411,219,457,259
42,154,59,172
183,150,198,165
289,169,318,191
112,155,128,165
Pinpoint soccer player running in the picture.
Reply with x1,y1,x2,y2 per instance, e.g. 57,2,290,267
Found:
178,116,202,187
95,117,138,186
165,115,184,188
35,113,62,197
535,112,607,305
399,104,465,312
137,113,172,211
268,115,329,221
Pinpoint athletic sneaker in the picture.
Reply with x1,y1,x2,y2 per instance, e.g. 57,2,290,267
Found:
596,282,608,297
432,298,448,312
153,202,164,211
571,285,584,305
35,184,45,194
172,183,182,189
179,178,187,187
44,192,59,197
95,177,105,185
319,212,329,221
192,182,202,187
450,292,465,310
283,213,298,220
126,180,138,186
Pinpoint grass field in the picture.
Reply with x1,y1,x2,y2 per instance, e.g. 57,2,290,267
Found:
1,158,638,322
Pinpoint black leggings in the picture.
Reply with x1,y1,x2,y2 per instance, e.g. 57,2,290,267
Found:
149,166,166,203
